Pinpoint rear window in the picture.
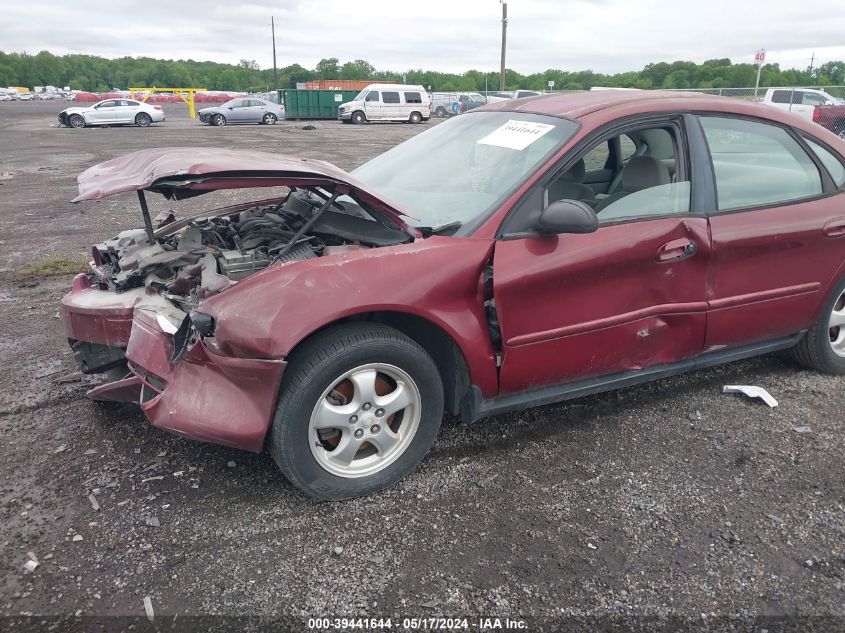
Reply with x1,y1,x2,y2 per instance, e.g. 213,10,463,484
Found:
699,116,823,210
769,90,792,104
804,137,845,186
382,92,400,104
404,92,422,104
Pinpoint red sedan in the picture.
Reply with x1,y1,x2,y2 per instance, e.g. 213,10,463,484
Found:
63,91,845,499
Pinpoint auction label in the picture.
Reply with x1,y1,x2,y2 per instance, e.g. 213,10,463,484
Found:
477,120,555,151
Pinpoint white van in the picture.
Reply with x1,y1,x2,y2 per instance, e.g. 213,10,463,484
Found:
338,84,430,124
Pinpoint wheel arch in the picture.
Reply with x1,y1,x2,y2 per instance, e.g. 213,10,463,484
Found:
285,310,471,417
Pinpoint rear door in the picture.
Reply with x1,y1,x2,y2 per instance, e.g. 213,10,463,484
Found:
698,114,845,349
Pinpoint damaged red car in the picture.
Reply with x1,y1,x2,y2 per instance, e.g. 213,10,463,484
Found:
63,91,845,499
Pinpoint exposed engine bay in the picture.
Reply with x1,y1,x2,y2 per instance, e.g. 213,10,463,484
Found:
88,188,411,311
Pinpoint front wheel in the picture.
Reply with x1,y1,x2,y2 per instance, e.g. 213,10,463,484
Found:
135,112,152,127
790,276,845,374
68,114,85,128
212,114,226,127
269,323,444,500
262,112,277,125
351,111,366,125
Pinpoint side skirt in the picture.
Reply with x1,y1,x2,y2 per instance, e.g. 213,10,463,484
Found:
461,333,803,423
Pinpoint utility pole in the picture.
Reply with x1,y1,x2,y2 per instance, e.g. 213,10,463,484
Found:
499,2,507,91
271,16,278,93
809,51,815,75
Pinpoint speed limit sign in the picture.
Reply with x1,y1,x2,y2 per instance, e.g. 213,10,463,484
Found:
754,49,766,65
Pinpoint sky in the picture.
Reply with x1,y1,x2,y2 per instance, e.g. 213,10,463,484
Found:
2,0,844,75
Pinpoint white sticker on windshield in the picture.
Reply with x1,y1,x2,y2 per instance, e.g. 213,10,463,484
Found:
477,119,555,151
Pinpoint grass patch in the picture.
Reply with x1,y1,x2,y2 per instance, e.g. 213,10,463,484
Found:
14,254,90,280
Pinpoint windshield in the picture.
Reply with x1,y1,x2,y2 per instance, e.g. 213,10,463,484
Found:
469,93,486,103
352,89,368,101
351,111,578,229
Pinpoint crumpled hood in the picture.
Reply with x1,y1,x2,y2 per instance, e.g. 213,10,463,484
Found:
71,147,417,228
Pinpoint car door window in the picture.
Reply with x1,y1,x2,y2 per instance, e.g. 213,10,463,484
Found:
619,134,637,162
97,100,118,108
365,91,379,102
699,116,823,210
382,92,400,104
804,137,845,186
582,141,611,171
558,125,689,223
404,92,422,104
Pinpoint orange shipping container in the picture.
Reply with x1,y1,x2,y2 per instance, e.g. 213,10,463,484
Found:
303,79,395,91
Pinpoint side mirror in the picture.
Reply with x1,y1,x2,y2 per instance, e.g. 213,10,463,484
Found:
537,200,598,234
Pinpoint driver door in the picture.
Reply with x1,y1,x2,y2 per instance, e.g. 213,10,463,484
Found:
492,116,711,393
89,100,119,123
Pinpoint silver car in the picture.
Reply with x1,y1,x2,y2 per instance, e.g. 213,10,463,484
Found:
197,98,285,126
58,99,165,128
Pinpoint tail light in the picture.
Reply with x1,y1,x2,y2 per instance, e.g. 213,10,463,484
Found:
812,106,821,122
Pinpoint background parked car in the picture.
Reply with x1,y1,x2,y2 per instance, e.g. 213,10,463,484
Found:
197,98,285,126
18,92,33,101
57,99,165,128
430,91,486,117
762,87,845,137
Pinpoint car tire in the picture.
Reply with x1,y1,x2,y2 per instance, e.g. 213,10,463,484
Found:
790,275,845,374
834,120,845,139
352,111,366,125
135,112,152,127
409,111,423,124
268,323,444,500
212,114,227,127
262,113,277,125
435,106,447,118
68,114,85,128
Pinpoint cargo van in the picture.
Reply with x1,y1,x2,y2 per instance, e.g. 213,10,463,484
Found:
338,84,430,124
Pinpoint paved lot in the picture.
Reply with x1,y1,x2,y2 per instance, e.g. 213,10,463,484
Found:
0,101,843,630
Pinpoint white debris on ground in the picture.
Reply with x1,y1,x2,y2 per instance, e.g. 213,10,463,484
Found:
722,385,778,407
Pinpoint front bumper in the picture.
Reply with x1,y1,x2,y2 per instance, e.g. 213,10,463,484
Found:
63,274,287,452
338,110,352,121
126,309,286,452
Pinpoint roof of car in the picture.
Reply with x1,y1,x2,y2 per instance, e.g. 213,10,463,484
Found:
479,90,742,119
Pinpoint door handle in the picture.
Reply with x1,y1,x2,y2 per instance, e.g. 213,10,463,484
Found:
823,217,845,238
656,238,697,262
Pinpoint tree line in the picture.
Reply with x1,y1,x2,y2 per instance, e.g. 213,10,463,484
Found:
1,50,844,93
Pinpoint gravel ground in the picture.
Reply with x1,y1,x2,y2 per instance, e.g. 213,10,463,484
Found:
0,101,843,632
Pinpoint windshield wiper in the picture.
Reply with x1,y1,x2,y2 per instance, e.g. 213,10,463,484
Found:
417,220,462,237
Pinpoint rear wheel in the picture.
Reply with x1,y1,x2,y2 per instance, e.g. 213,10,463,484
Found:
790,276,845,374
435,106,447,118
352,111,366,125
135,112,152,127
409,111,423,124
834,120,845,139
68,114,85,128
262,112,277,125
212,114,226,127
269,323,444,500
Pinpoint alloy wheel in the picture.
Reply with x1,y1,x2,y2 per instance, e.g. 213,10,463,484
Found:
308,363,421,478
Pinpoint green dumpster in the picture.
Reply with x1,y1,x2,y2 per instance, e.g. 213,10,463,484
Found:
280,89,360,119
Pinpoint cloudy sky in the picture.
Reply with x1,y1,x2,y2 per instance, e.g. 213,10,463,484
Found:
2,0,844,74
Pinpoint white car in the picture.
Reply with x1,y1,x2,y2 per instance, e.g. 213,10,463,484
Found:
18,92,33,101
0,94,12,102
58,99,166,128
